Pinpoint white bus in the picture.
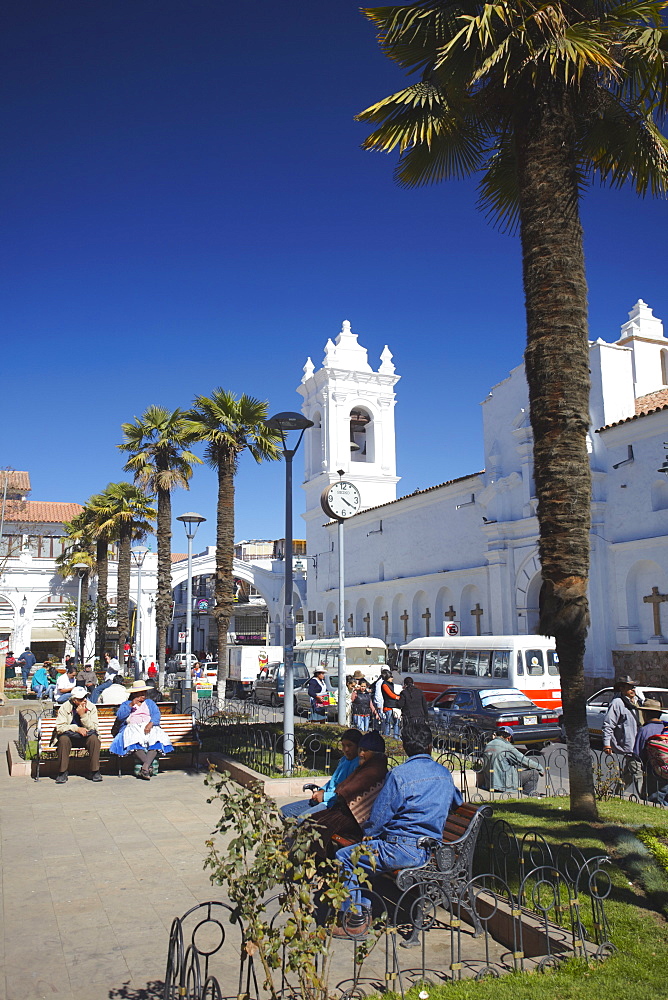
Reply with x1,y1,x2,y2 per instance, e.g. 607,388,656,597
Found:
294,636,387,682
396,636,562,711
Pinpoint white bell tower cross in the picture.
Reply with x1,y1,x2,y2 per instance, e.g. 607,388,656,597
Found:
298,320,400,523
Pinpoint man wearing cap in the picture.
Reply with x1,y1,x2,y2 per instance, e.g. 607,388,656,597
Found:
281,729,362,818
54,687,102,783
632,699,668,804
602,677,639,755
478,728,544,796
333,722,461,938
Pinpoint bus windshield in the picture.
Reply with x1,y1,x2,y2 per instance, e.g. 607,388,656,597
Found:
346,646,386,665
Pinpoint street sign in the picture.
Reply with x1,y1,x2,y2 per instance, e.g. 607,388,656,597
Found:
178,630,188,643
444,621,461,637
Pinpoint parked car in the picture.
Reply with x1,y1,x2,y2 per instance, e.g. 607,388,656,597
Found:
586,685,668,740
427,686,561,749
253,662,311,707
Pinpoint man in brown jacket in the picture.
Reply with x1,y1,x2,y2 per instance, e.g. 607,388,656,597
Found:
54,686,102,784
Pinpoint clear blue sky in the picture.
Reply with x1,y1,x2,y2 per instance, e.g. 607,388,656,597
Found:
3,1,667,552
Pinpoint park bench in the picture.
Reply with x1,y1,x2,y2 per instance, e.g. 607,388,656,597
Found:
332,802,493,943
35,712,201,779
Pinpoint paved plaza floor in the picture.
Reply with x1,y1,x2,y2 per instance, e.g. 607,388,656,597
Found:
0,725,508,1000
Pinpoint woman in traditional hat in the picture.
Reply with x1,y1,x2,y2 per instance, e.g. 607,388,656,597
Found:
109,680,174,779
306,731,388,859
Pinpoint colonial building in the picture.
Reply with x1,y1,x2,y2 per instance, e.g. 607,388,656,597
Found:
297,302,668,690
0,472,158,664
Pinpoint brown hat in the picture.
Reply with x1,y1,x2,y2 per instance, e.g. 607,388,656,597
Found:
641,698,663,716
352,670,366,680
616,674,638,687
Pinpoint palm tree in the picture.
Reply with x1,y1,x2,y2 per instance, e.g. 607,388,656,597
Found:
56,519,96,663
91,483,156,663
119,406,202,684
79,491,121,665
357,0,668,818
185,391,281,688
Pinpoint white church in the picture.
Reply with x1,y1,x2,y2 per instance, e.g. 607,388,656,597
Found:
296,300,668,692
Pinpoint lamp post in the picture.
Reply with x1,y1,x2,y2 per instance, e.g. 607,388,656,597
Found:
73,563,88,665
131,545,149,677
266,411,313,775
176,513,206,709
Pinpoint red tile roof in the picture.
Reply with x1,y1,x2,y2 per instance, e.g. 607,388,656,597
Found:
171,552,187,563
636,388,668,415
3,500,82,524
1,470,31,492
596,402,668,432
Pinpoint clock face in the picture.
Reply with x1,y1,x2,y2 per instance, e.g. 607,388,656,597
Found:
321,481,361,520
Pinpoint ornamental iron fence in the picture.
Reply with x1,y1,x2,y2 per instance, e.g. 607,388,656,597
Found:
163,821,614,1000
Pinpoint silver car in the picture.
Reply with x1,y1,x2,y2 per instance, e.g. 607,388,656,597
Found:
586,685,668,739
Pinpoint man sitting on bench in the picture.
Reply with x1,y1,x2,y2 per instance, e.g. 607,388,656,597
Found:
54,686,103,784
332,722,462,939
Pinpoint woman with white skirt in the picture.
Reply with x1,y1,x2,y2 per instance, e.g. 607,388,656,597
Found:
109,680,174,779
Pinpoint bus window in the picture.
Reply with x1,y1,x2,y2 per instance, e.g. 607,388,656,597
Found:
491,651,509,678
477,651,492,677
525,650,544,676
424,650,438,674
463,652,478,676
348,645,387,666
438,651,451,674
516,651,524,676
450,651,464,675
406,650,422,673
547,651,560,676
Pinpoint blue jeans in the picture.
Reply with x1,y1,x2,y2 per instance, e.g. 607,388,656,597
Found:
336,838,429,911
353,714,370,732
33,683,55,699
383,710,400,739
90,679,112,704
56,693,72,704
281,799,329,819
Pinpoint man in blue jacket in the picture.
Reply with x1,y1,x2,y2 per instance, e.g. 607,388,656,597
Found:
18,647,36,686
333,722,461,938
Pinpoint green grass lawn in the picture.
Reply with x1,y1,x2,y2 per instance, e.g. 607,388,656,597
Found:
396,798,668,1000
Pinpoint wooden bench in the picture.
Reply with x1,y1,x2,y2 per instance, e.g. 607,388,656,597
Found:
332,802,492,943
94,701,178,717
35,712,200,779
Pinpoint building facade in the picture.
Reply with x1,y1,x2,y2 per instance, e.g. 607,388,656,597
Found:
298,304,668,689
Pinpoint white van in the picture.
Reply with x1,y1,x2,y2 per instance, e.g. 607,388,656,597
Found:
226,645,283,698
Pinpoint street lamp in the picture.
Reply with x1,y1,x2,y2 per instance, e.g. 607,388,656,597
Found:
176,512,206,707
131,545,149,678
266,411,313,775
73,563,88,666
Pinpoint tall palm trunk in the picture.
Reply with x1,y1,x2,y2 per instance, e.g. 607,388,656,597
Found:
96,538,108,665
116,526,132,664
516,90,597,820
156,483,172,689
215,451,237,690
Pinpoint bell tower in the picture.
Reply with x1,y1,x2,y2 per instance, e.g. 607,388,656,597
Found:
298,320,400,523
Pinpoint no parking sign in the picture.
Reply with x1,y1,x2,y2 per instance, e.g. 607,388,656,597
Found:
444,621,460,636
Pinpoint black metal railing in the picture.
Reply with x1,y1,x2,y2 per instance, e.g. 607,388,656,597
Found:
163,822,614,999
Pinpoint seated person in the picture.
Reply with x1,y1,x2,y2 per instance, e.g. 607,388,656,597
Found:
333,723,461,938
109,680,174,779
55,664,78,703
282,729,361,818
54,686,103,784
477,726,544,795
98,675,129,706
77,663,98,696
147,662,158,679
308,731,388,860
634,699,668,804
31,662,56,700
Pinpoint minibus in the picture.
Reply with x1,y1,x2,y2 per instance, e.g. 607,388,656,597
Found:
396,635,562,710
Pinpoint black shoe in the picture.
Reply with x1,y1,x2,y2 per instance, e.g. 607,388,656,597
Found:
91,772,103,782
55,772,68,784
137,769,151,780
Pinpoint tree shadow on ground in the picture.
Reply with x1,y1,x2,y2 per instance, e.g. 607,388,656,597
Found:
108,980,163,999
